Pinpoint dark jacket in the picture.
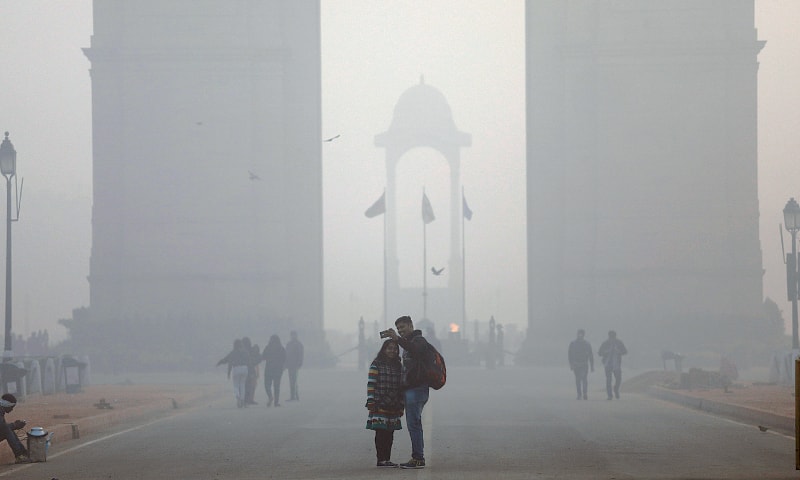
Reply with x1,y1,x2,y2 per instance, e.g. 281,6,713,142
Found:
397,330,430,388
285,339,304,370
598,338,627,370
217,347,249,368
262,343,286,374
568,338,594,370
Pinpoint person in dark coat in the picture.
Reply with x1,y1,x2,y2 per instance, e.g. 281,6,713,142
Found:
262,335,286,407
568,329,594,400
285,331,304,401
366,339,404,468
598,330,628,400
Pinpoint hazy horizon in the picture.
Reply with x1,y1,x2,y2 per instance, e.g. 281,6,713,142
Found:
0,1,798,346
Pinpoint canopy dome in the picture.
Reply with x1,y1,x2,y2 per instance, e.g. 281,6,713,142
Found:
375,77,471,150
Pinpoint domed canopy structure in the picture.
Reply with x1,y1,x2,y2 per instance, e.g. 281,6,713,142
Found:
375,77,471,153
373,78,471,328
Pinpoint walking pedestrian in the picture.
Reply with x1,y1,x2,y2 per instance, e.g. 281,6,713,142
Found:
262,335,286,407
216,338,250,408
598,330,627,400
366,339,404,468
247,343,261,405
568,329,594,400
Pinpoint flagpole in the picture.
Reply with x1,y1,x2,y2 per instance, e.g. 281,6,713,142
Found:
462,186,467,328
383,192,388,329
423,187,428,321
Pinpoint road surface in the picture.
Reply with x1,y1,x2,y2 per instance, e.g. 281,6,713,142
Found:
2,366,795,479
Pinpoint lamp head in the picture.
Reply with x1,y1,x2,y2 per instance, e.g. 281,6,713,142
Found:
785,198,800,232
0,132,15,178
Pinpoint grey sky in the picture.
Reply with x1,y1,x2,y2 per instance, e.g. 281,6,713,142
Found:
0,1,797,341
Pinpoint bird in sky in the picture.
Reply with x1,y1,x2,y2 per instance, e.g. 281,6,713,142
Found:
323,134,341,142
248,171,261,181
431,267,444,276
758,425,769,432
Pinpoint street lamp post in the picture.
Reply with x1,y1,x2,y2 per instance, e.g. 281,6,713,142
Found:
784,197,800,351
0,133,16,360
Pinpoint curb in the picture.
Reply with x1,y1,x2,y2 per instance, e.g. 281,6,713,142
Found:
0,387,220,465
648,385,795,435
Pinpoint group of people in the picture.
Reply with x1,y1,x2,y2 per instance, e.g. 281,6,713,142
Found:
365,315,432,469
217,331,304,408
568,329,628,400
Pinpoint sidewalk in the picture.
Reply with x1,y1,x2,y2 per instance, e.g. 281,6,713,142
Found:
0,381,223,464
644,378,796,435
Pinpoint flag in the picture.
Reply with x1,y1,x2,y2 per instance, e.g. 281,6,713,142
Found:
364,192,386,218
422,192,436,224
462,193,473,220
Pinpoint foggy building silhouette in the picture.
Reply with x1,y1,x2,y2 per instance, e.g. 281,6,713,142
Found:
520,1,765,363
83,2,327,365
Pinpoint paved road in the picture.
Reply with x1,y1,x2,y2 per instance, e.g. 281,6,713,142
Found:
1,366,796,479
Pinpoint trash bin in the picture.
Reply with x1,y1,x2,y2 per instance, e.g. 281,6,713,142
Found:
27,427,50,462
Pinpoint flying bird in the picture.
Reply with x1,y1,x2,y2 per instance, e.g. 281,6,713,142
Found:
758,425,769,432
248,171,261,181
431,267,444,276
323,134,341,142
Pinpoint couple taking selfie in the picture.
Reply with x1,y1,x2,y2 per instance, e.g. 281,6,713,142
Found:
365,315,443,469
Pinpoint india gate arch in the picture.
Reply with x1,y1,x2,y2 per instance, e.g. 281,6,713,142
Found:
375,79,471,329
81,2,764,369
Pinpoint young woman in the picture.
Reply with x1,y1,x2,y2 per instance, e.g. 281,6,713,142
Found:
262,335,286,407
216,338,249,408
366,339,404,468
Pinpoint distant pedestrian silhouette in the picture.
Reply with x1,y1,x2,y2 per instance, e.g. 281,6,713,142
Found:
262,335,286,407
217,339,250,408
285,331,304,401
598,330,627,400
568,329,594,400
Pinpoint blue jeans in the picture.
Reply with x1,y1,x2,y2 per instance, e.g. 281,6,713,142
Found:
404,386,429,460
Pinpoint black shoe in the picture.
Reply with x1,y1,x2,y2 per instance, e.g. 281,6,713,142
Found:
377,461,399,468
15,454,32,464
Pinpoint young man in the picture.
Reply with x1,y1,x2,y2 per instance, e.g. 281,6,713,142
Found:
0,393,31,463
385,315,430,469
568,329,594,400
598,330,627,400
285,331,304,401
